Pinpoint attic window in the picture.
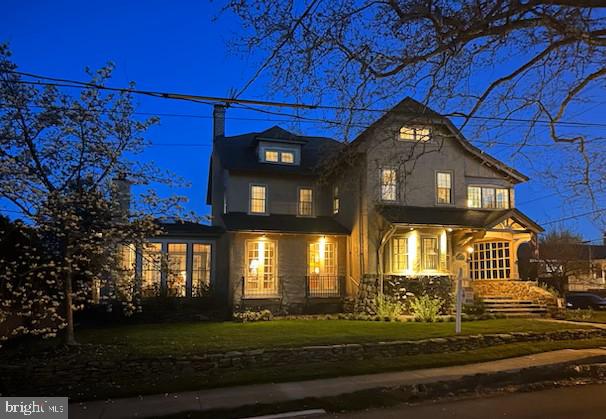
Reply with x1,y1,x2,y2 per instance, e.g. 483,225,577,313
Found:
399,126,431,142
262,147,298,165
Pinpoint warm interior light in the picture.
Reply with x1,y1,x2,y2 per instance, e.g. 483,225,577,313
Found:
466,245,474,253
446,228,453,232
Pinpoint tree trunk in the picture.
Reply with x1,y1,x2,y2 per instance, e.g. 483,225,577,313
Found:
64,245,76,345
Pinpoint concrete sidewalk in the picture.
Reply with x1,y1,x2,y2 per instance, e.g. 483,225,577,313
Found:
70,347,606,419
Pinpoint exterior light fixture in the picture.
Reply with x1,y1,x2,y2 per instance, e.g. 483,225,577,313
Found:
466,246,474,254
446,228,453,232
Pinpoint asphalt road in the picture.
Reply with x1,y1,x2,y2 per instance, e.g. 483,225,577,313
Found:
331,384,606,419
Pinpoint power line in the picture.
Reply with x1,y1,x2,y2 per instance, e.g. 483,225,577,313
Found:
541,208,606,226
4,69,606,128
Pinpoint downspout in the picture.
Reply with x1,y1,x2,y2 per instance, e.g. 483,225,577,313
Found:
377,225,397,297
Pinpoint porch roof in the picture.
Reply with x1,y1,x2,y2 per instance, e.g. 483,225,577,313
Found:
377,205,543,233
222,212,350,235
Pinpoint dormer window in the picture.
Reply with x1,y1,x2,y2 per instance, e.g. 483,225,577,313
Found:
260,144,300,165
399,126,431,142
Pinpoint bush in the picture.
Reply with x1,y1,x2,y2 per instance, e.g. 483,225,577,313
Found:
410,295,444,322
374,295,404,320
463,299,486,316
232,309,273,322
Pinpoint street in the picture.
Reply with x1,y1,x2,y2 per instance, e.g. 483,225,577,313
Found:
332,384,606,419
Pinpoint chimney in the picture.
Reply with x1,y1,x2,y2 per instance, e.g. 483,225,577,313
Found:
213,103,226,141
111,174,132,221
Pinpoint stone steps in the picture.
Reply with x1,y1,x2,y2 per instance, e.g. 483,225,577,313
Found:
481,298,548,316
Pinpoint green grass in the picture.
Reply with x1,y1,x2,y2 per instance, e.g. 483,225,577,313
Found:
566,310,606,323
75,318,590,356
93,337,606,401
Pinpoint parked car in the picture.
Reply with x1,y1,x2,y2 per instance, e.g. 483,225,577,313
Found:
566,293,606,310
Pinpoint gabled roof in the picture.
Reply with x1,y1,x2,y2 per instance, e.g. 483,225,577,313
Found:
377,205,543,233
352,97,528,183
213,126,344,176
222,212,350,235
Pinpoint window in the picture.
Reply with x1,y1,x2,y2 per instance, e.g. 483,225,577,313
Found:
298,188,313,216
308,239,339,297
436,172,452,204
192,243,211,297
422,237,439,270
381,168,397,201
250,185,267,214
167,243,187,297
262,148,297,164
469,241,511,280
391,237,408,272
333,186,340,215
399,126,431,142
245,240,277,297
264,150,279,162
117,244,136,300
467,186,510,209
142,242,162,297
467,186,481,208
281,151,294,163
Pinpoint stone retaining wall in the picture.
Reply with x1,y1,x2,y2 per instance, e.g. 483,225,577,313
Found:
2,328,605,398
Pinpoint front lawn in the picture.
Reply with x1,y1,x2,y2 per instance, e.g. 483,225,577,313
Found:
74,318,590,356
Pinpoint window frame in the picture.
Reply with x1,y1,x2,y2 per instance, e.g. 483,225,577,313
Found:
467,185,511,210
298,187,314,217
244,239,279,298
391,236,408,273
380,167,398,202
249,183,268,215
259,144,299,165
469,240,512,280
333,186,340,215
435,171,453,205
421,236,440,271
398,126,432,142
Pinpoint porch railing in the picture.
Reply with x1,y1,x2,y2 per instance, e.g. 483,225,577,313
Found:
305,275,344,298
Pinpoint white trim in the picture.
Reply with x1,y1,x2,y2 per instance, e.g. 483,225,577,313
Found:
248,183,268,215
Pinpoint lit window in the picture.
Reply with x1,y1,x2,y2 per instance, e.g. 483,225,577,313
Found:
467,186,510,209
496,188,509,209
469,241,511,279
245,240,277,297
467,186,481,208
264,150,279,162
392,237,408,272
167,243,187,297
281,151,294,163
333,186,340,215
399,126,431,142
142,242,162,297
192,243,211,297
308,239,339,297
250,185,266,214
381,168,397,201
422,237,439,270
117,244,136,300
298,188,313,216
436,172,452,204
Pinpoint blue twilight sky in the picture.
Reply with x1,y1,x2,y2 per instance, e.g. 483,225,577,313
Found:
2,0,604,241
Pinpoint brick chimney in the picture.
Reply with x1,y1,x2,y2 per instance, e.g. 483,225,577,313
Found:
111,174,131,221
213,103,226,141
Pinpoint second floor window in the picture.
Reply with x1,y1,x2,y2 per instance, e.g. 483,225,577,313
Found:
381,168,397,201
333,186,340,214
436,172,452,204
468,186,510,209
250,185,267,214
264,150,279,162
298,188,313,216
263,148,296,164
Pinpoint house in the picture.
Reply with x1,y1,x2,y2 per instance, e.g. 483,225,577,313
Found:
120,97,545,314
535,235,606,292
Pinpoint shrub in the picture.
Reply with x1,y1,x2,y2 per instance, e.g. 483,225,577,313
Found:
463,299,486,316
410,295,444,322
374,295,404,320
232,309,273,322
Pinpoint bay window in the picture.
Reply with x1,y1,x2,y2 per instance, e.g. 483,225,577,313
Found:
142,242,162,297
167,243,187,297
469,241,511,279
192,243,211,297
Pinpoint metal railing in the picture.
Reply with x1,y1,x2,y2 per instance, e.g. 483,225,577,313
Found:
305,275,344,298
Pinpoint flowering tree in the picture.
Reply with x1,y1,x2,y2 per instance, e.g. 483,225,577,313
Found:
0,45,190,344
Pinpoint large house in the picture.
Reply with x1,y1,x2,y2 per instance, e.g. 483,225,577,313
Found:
126,98,544,314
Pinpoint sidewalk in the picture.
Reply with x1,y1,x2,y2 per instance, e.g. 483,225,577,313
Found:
70,347,606,419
